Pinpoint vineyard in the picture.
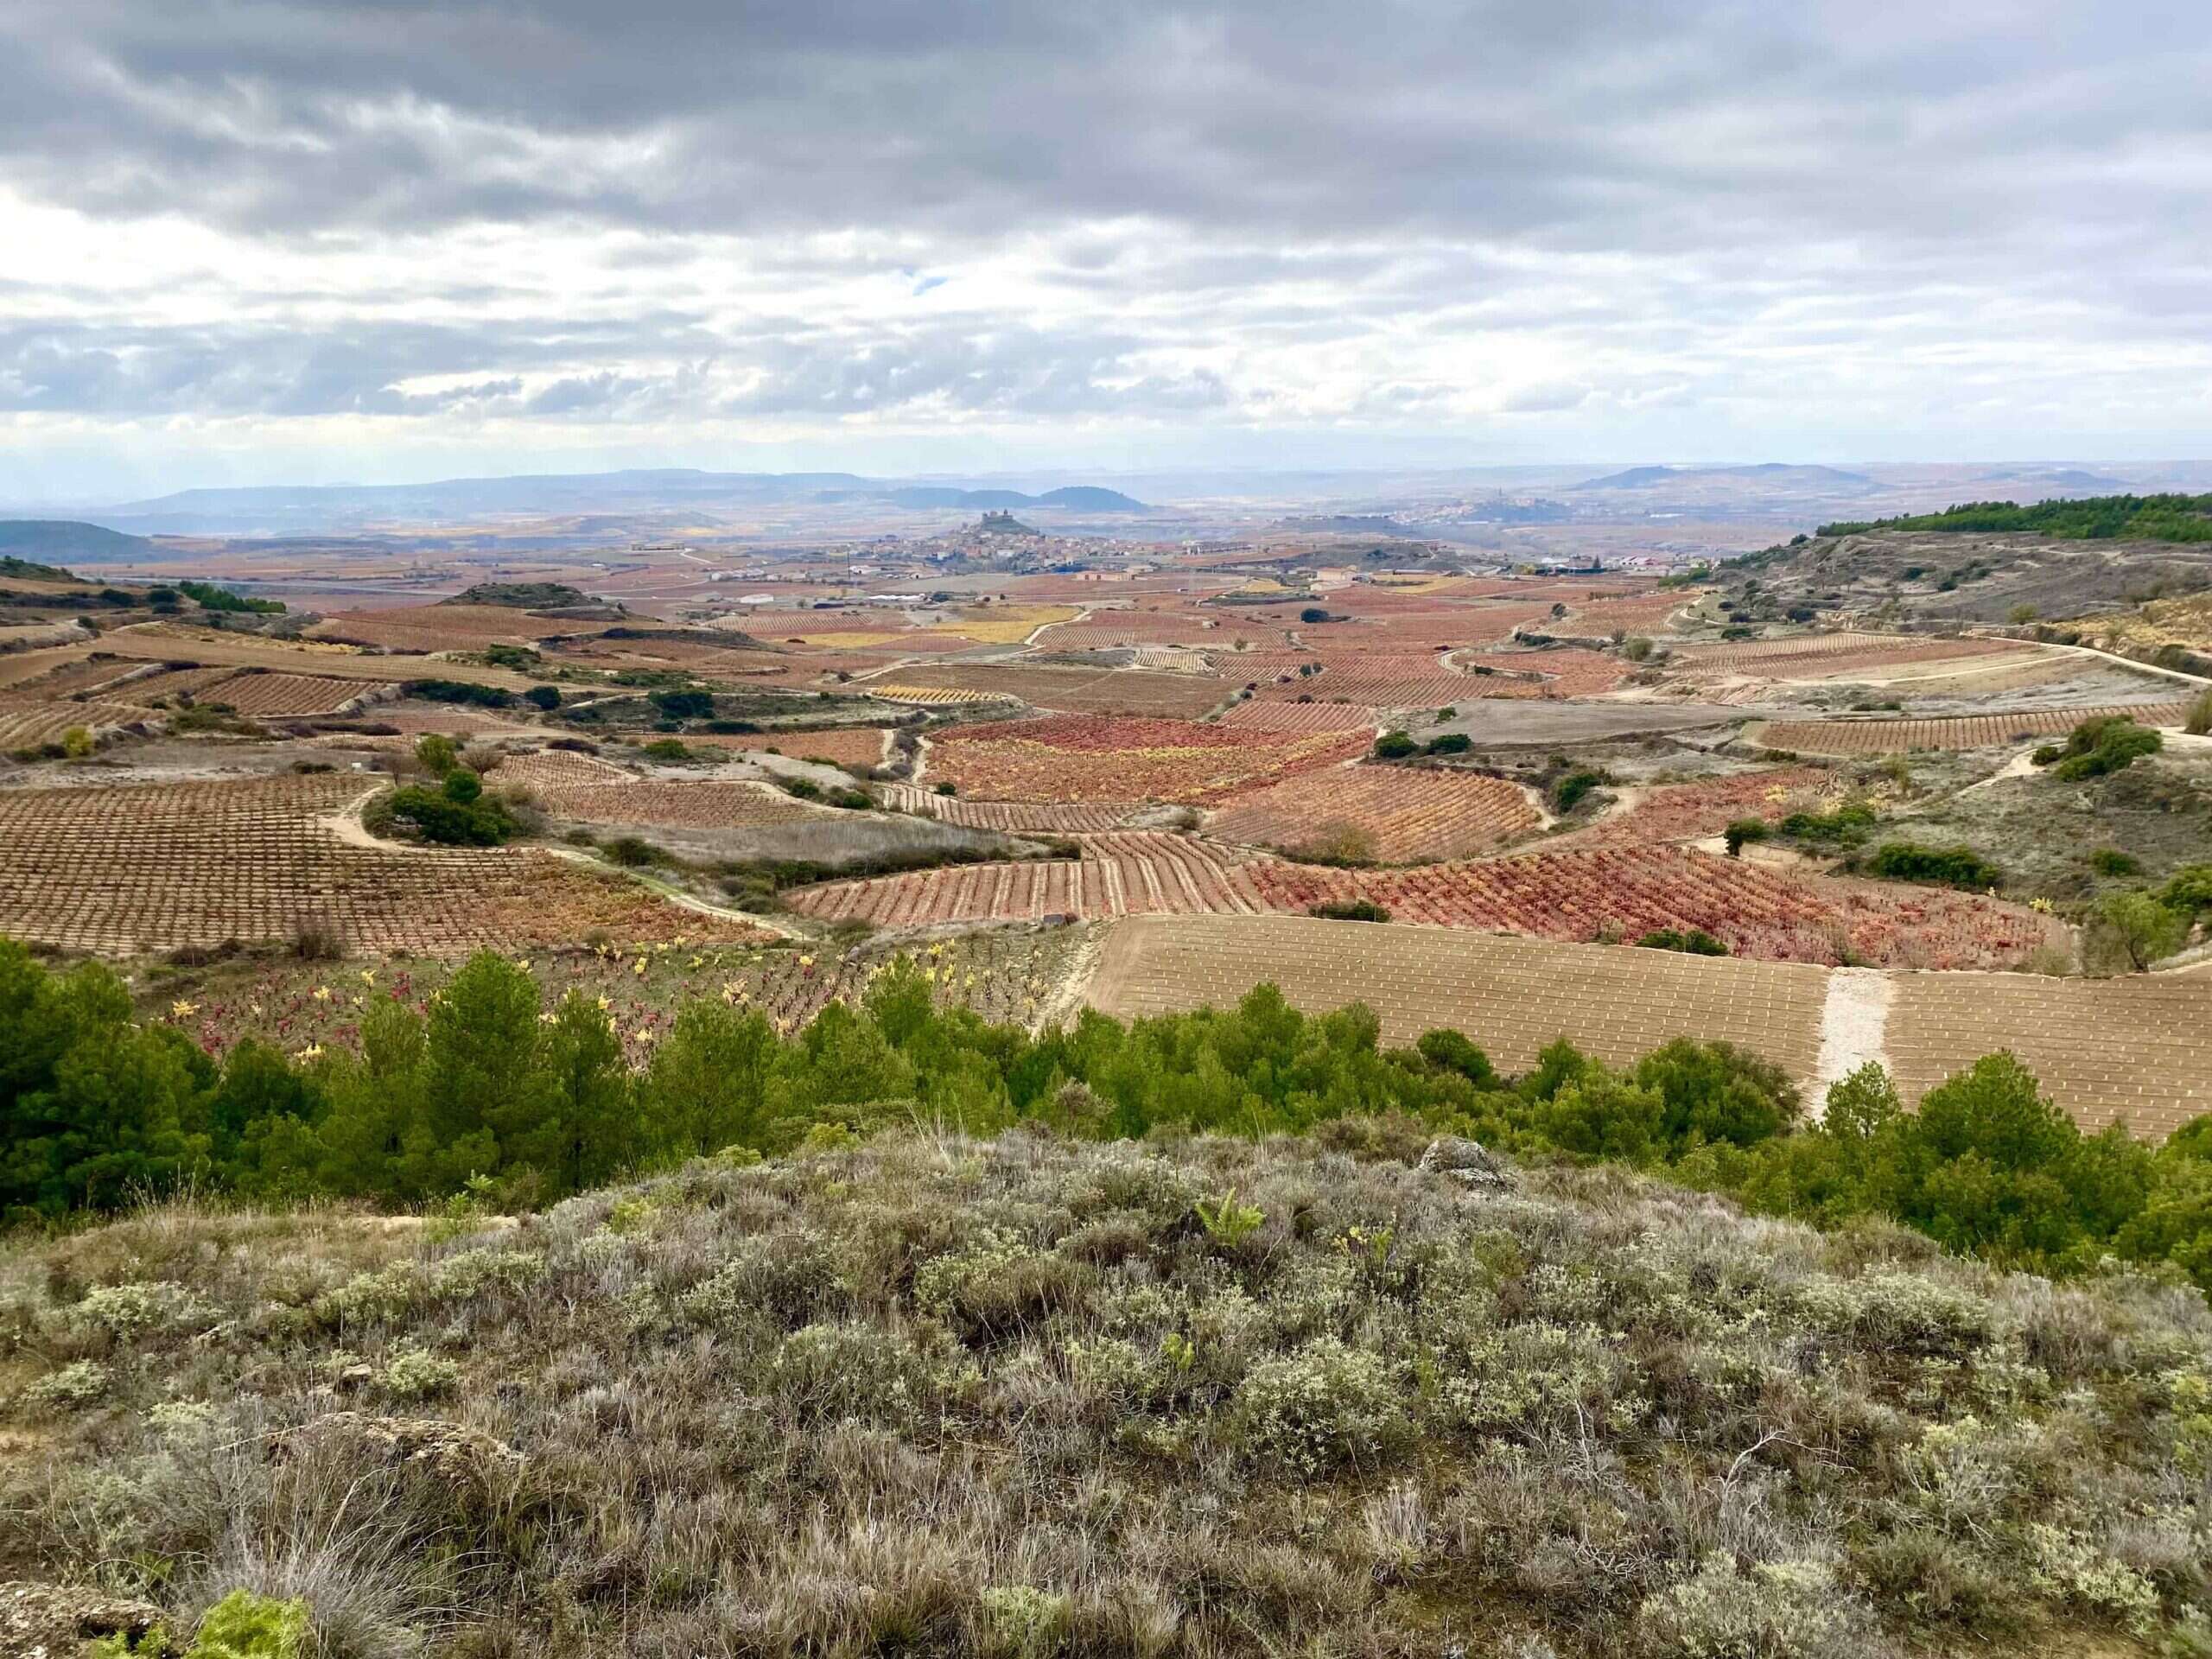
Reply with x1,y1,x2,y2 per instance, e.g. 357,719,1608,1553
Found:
786,833,1265,926
0,692,156,747
0,774,762,954
1205,765,1540,861
194,671,374,716
875,783,1140,834
864,683,1017,707
1247,658,1474,707
1673,632,2019,676
1243,846,2060,969
1756,703,2191,753
1214,698,1382,732
676,727,892,767
308,604,582,651
1553,766,1840,848
1088,913,1829,1075
926,715,1369,804
785,829,2056,969
881,663,1233,717
530,779,830,828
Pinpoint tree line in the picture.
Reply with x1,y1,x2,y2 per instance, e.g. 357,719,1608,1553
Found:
7,936,2212,1289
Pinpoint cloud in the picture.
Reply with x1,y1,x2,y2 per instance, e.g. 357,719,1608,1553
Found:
0,0,2207,492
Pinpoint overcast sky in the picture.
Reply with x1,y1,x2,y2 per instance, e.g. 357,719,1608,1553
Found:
1,0,2207,499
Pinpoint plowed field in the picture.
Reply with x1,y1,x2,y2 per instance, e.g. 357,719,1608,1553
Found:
876,784,1139,834
787,832,1264,926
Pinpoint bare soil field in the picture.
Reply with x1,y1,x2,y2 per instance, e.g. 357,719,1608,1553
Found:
197,671,379,716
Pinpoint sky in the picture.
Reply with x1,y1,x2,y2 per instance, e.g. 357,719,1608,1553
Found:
0,0,2208,502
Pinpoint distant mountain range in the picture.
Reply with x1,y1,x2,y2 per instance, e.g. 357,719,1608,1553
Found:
73,468,1152,536
1571,463,1874,492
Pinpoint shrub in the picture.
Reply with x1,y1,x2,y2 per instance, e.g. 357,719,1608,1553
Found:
1232,1338,1410,1475
641,738,691,762
382,1346,461,1401
384,786,516,847
414,734,459,776
2050,715,2162,780
22,1358,110,1410
404,678,516,709
1421,732,1471,755
1309,899,1390,922
650,688,714,720
1866,841,2001,890
1636,926,1729,956
1550,769,1605,812
2088,848,2141,877
1637,1553,1877,1659
61,725,94,759
1372,731,1417,760
523,684,562,710
2186,686,2212,736
1722,818,1770,856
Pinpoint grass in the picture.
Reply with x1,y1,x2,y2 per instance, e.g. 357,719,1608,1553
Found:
6,1130,2212,1656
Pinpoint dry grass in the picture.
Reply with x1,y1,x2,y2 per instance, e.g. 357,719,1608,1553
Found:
4,1134,2209,1656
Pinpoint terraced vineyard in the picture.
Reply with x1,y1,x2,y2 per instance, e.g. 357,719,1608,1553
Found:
1756,702,2192,753
1248,658,1473,707
1206,765,1540,861
1454,646,1630,697
928,715,1369,804
865,683,1018,707
0,774,762,953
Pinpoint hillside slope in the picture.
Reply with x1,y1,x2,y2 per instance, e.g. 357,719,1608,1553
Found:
4,1132,2209,1656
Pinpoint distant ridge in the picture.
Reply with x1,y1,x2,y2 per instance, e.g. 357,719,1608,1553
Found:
85,469,1150,536
1571,462,1873,491
0,519,154,563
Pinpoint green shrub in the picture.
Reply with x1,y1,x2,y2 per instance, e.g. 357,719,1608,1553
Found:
1421,733,1471,755
1866,841,2001,890
523,684,562,710
1550,769,1605,812
1372,731,1417,760
1722,817,1770,855
1635,926,1729,956
1231,1337,1410,1475
2088,848,2141,877
2186,686,2212,736
1309,899,1390,922
2050,715,2162,780
384,786,516,846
